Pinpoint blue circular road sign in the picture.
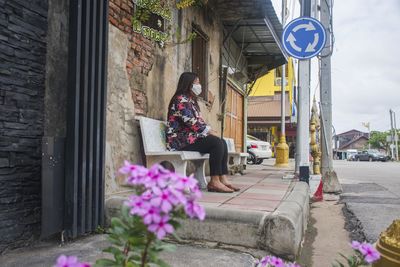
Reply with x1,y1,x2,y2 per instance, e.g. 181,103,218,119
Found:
282,17,326,59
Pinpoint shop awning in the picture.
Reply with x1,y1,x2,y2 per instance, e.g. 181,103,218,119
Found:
216,0,288,82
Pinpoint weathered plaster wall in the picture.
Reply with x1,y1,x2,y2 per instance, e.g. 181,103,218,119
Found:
105,1,224,196
105,25,143,194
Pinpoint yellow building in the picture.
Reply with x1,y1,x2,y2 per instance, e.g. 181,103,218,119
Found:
250,58,295,102
247,58,297,157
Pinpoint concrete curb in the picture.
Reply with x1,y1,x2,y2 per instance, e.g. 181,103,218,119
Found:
105,181,310,261
176,207,268,248
262,182,310,261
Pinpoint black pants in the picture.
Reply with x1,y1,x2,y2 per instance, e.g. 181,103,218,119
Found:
180,135,228,176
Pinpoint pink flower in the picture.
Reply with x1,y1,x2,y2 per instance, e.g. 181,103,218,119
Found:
167,186,187,206
359,243,380,263
119,161,148,185
269,256,285,267
351,240,361,250
256,256,270,267
148,216,174,239
175,174,198,191
142,206,161,225
54,255,91,267
118,163,206,238
185,200,205,220
145,164,170,189
125,195,148,216
190,184,202,200
151,187,174,213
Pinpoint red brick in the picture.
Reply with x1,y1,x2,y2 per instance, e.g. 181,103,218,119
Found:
109,17,118,27
121,3,130,12
122,17,131,26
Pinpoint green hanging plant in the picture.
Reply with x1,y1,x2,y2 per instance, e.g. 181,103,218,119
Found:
131,0,206,47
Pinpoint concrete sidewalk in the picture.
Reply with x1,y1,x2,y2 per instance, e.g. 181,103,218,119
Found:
107,159,310,260
0,160,310,266
0,235,257,267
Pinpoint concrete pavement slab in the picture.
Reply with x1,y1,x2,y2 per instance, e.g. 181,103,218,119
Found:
238,192,285,201
0,235,257,267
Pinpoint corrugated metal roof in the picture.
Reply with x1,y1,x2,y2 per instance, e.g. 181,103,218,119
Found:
215,0,288,82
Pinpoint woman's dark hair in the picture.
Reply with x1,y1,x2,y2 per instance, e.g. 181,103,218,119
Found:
168,72,199,111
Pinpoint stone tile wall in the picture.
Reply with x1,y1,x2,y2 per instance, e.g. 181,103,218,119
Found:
0,0,48,253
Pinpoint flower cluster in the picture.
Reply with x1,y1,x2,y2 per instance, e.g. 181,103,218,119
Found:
256,256,300,267
54,255,90,267
351,241,380,264
120,161,205,239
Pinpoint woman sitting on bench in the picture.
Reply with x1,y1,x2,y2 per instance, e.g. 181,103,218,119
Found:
166,72,240,193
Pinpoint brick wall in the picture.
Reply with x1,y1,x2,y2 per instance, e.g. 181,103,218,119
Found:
0,0,48,253
109,0,157,115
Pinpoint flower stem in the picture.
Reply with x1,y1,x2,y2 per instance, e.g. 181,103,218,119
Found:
141,233,153,267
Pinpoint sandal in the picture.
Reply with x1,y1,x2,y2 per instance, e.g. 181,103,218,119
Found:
207,184,234,193
224,184,240,192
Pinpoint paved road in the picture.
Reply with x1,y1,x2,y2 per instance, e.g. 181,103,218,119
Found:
334,160,400,242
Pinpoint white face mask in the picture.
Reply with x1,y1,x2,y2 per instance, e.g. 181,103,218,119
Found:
192,84,202,96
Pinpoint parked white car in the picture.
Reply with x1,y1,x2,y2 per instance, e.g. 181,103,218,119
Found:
346,149,358,161
246,135,273,164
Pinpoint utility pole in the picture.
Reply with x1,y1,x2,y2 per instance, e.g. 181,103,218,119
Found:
319,0,342,193
295,0,311,180
390,109,399,161
390,109,395,160
395,111,399,161
275,0,289,167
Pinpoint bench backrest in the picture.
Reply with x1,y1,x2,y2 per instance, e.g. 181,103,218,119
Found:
224,138,236,153
139,116,168,154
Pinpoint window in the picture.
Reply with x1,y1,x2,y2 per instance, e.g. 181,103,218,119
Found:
275,65,289,78
274,65,289,86
192,25,208,100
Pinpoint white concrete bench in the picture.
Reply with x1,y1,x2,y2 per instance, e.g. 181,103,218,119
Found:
224,138,248,174
138,116,209,189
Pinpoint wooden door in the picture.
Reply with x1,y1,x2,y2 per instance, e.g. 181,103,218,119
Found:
223,83,244,152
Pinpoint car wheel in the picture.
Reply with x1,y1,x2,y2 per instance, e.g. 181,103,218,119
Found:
247,153,256,165
256,159,263,165
369,157,373,162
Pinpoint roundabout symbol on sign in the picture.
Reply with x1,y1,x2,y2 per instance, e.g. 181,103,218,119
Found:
282,17,326,59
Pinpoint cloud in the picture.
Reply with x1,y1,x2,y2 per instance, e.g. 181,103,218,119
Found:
332,0,400,133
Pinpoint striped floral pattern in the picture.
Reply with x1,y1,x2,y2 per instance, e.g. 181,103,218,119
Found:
166,94,209,151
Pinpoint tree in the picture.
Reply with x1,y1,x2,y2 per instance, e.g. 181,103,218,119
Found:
368,131,390,150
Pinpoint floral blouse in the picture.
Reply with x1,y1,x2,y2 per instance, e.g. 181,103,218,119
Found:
166,94,210,151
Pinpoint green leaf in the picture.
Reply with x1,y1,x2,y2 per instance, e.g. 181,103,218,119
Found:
156,242,176,252
103,246,123,255
94,259,117,267
128,236,146,246
170,232,183,242
332,260,345,267
108,234,124,246
153,258,171,267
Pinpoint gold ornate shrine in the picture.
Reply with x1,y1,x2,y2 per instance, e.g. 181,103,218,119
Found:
373,219,400,267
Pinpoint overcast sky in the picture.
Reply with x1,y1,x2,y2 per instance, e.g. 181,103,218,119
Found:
271,0,400,134
331,0,400,134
